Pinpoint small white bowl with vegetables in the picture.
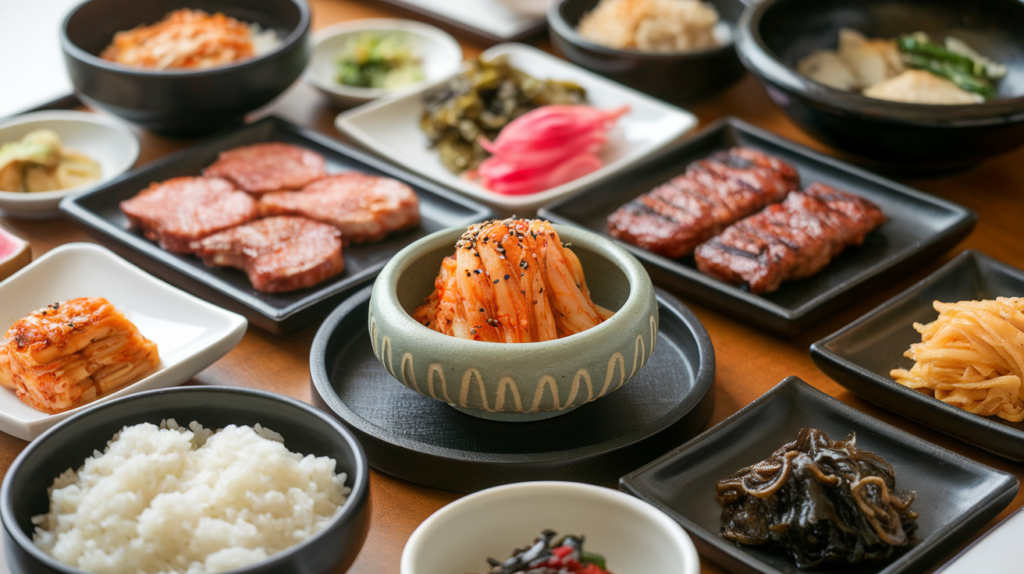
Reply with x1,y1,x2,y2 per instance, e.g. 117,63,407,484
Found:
304,18,463,108
401,481,699,574
0,111,138,220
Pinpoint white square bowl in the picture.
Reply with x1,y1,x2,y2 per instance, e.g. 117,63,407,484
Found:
0,243,247,440
336,42,698,215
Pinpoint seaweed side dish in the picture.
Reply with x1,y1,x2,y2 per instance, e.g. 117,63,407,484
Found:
714,428,918,568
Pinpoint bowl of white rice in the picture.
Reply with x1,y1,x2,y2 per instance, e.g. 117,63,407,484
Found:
0,386,370,574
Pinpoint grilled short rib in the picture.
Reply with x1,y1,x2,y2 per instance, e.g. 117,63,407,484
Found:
191,216,344,293
607,147,799,258
258,172,420,244
119,176,259,253
695,183,886,294
204,142,327,196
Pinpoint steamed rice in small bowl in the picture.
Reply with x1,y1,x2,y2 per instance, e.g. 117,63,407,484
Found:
0,386,370,574
31,419,349,574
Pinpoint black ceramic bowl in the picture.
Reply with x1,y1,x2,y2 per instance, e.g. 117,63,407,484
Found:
735,0,1024,172
0,386,370,574
548,0,746,105
61,0,311,136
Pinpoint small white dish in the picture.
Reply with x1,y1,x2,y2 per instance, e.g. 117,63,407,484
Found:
304,18,462,108
337,42,698,215
0,243,247,440
0,111,139,220
401,481,699,574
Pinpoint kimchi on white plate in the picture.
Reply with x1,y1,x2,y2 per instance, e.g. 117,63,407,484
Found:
0,243,247,440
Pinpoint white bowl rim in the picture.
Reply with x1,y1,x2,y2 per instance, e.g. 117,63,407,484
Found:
303,17,463,98
400,480,700,574
374,223,653,351
0,110,139,204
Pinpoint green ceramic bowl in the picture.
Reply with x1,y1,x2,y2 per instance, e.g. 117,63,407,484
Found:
368,224,659,422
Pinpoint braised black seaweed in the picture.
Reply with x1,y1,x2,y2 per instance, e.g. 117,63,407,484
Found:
715,428,918,568
420,59,586,174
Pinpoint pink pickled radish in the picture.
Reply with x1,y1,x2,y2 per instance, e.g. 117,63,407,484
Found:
0,232,16,259
478,152,603,196
474,104,629,195
478,130,608,171
479,105,628,155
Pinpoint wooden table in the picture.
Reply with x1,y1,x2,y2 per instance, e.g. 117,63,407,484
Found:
3,2,1024,573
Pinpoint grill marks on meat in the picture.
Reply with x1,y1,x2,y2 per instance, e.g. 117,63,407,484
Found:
119,176,259,253
204,142,327,195
606,146,886,294
688,148,798,200
695,183,886,294
192,216,344,293
608,147,799,258
259,172,421,244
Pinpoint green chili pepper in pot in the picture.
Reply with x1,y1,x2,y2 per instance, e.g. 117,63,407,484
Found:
901,53,995,99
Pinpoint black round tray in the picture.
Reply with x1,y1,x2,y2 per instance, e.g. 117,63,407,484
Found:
310,285,716,493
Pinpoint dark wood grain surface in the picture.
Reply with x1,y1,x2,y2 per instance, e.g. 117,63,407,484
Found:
2,1,1023,573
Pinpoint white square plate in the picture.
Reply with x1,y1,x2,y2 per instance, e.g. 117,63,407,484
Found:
390,0,542,39
336,43,698,214
0,243,247,440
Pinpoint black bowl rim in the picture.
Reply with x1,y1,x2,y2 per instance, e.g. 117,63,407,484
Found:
60,0,311,78
735,0,1024,126
0,385,370,574
547,0,737,60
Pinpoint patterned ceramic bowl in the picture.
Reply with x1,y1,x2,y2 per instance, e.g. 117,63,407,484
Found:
368,223,658,422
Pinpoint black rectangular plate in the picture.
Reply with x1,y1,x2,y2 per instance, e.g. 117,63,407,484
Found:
538,117,977,335
59,116,492,334
811,250,1024,461
620,376,1019,574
